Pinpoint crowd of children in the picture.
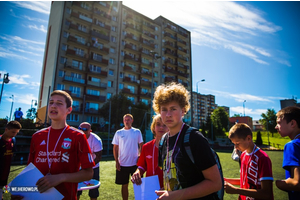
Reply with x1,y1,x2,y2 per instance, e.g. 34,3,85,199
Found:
1,83,299,200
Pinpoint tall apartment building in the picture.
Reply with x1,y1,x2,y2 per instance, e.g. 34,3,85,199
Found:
38,1,192,126
192,92,216,128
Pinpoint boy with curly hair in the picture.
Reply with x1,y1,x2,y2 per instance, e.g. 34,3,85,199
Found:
153,82,222,200
275,106,300,200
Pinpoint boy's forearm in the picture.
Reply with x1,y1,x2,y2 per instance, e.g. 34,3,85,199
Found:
167,179,222,200
231,180,273,199
60,167,93,183
276,178,300,192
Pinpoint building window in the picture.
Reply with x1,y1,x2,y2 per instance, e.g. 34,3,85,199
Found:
111,36,116,42
87,89,100,96
62,44,67,51
70,86,81,96
67,114,79,122
108,81,113,87
121,61,125,67
88,116,98,124
109,58,115,64
72,101,80,111
141,99,149,105
60,57,67,64
89,64,101,73
119,83,124,90
110,47,115,53
109,69,114,76
121,51,125,56
111,26,116,32
128,85,135,93
63,31,69,38
127,96,134,103
66,7,71,14
107,93,112,100
57,84,65,90
112,16,117,21
120,72,124,78
122,40,125,46
58,70,65,77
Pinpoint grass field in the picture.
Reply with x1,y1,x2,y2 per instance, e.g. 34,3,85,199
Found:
4,150,288,200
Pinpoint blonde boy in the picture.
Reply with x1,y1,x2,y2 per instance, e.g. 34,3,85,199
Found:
224,123,274,200
153,82,222,200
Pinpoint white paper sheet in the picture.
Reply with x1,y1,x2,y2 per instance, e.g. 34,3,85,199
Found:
133,175,160,200
8,162,64,200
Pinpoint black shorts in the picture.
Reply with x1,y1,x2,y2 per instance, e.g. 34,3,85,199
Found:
115,165,137,185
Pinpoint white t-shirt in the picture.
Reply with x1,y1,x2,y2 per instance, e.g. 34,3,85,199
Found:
112,127,143,166
87,132,103,168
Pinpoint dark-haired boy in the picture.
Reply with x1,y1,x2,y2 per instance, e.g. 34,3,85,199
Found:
153,82,222,200
0,121,22,199
275,106,300,200
28,90,95,200
224,123,274,200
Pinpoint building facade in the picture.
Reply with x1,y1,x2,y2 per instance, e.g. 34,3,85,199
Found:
37,1,193,126
192,92,216,128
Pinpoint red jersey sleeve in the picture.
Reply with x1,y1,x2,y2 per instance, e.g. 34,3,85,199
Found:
137,144,147,172
77,133,95,169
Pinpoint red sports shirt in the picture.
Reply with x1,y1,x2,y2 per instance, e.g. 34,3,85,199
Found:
28,126,95,200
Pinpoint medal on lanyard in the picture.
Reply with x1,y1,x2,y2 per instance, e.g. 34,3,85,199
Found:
166,123,185,173
47,126,67,175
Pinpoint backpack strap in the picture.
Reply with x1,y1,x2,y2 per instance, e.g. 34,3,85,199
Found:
183,127,224,200
158,132,168,167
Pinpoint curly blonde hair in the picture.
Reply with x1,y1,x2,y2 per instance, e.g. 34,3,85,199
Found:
152,82,190,114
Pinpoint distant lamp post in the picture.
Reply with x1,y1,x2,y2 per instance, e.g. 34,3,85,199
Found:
243,100,246,117
9,95,14,121
0,73,10,104
150,50,161,118
196,79,205,128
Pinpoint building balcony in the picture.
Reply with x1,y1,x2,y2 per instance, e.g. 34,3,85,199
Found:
142,21,156,31
140,69,152,77
66,49,87,59
91,31,109,42
124,54,139,63
140,37,155,48
67,36,86,47
139,91,151,98
142,31,155,39
164,59,177,67
164,41,176,49
90,44,109,55
124,44,138,52
177,62,189,69
93,8,111,21
63,75,85,84
85,94,106,102
164,32,177,41
71,12,92,24
63,61,85,71
140,80,152,87
125,34,139,42
90,53,109,65
123,76,139,84
122,88,136,95
84,108,100,114
72,1,92,12
87,80,107,89
87,68,108,77
177,55,188,62
177,31,189,38
177,38,187,46
68,24,89,34
177,71,189,78
123,65,137,73
164,77,176,82
93,21,111,31
164,49,177,57
125,23,142,33
164,67,177,75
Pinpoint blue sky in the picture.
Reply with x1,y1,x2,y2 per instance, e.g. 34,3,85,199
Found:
0,1,299,121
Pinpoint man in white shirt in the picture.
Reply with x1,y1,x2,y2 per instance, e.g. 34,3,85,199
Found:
112,114,144,200
77,122,103,200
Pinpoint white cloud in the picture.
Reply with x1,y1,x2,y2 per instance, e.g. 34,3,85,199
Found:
0,35,45,46
25,24,47,33
231,106,267,117
12,1,51,15
23,15,48,23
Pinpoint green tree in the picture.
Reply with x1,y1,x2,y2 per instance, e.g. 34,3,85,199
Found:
255,130,263,145
259,108,277,137
98,93,150,133
211,107,229,136
26,107,37,120
232,114,242,117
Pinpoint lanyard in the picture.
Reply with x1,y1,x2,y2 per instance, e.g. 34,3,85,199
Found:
46,126,67,174
242,144,257,186
166,123,185,173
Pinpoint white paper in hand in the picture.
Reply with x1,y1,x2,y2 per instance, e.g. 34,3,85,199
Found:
8,162,64,200
133,175,160,200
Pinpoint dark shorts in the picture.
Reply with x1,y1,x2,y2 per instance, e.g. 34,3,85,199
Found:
77,167,100,198
115,165,137,185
